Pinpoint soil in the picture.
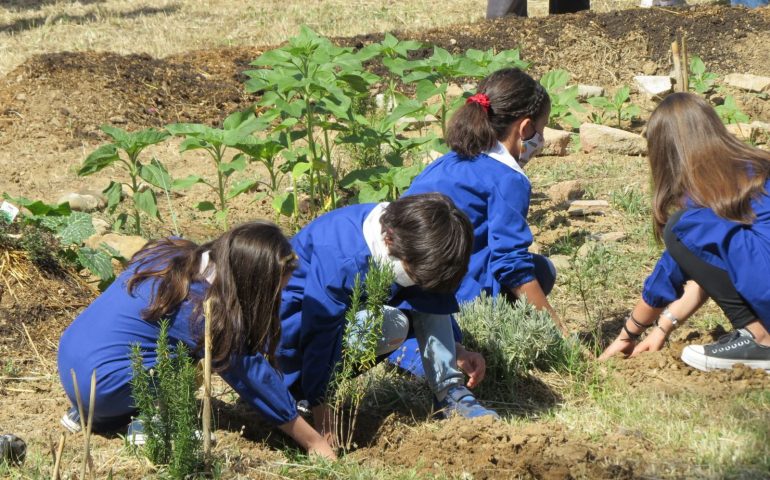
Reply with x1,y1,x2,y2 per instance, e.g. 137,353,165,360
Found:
1,4,770,479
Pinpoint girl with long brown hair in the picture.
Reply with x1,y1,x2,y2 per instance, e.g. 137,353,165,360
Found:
600,93,770,371
57,221,336,459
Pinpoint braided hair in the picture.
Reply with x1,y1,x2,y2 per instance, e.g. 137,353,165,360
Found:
446,68,551,158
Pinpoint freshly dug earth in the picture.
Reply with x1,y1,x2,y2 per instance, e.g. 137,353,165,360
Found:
1,4,770,479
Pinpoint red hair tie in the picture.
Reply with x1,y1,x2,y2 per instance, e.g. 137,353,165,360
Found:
466,93,491,112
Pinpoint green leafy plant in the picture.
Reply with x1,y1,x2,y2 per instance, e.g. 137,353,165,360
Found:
167,109,264,227
456,294,580,403
78,125,170,235
540,70,584,130
715,95,750,126
130,319,203,478
339,164,423,203
3,195,119,287
330,259,395,452
245,26,381,219
587,86,640,128
610,185,649,217
688,56,718,95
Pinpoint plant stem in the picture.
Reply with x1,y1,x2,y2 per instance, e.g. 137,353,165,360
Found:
129,154,142,236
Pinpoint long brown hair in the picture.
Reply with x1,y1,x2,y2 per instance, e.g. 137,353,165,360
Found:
446,68,550,158
381,193,473,293
126,221,297,371
647,92,770,239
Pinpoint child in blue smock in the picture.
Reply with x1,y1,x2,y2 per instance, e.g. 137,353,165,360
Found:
58,221,337,459
276,193,498,445
388,69,563,375
599,93,770,371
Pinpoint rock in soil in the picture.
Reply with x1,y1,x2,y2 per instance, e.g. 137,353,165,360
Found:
580,123,647,156
724,73,770,93
543,127,571,156
568,199,610,217
548,180,585,204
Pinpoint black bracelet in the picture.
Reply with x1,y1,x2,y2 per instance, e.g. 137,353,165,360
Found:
621,323,641,342
628,313,650,330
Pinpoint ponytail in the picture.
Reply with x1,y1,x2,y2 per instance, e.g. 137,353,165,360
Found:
446,68,550,158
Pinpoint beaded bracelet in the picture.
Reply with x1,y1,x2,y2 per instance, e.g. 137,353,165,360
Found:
654,308,680,335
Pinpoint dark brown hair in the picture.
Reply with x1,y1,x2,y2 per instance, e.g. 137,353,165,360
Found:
126,221,297,371
647,92,770,239
380,193,473,293
446,68,550,158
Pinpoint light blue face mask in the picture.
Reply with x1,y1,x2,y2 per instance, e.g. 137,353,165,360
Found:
518,131,545,167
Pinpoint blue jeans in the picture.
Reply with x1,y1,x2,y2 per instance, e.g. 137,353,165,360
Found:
359,307,463,398
731,0,768,6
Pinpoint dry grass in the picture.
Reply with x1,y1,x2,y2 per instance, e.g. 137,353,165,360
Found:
0,0,719,76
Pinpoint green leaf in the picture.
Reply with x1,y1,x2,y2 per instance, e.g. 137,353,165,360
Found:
340,167,388,188
272,192,295,217
56,211,96,245
358,183,390,203
76,247,115,284
139,160,173,190
219,155,247,174
5,195,71,217
79,144,120,176
134,189,159,219
196,201,217,212
172,175,205,189
292,162,312,180
227,179,258,200
102,181,122,213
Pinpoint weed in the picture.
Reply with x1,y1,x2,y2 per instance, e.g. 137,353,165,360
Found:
715,95,750,125
610,185,650,217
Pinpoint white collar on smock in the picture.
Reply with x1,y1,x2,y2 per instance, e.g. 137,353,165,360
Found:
362,203,416,287
484,141,528,179
199,250,216,284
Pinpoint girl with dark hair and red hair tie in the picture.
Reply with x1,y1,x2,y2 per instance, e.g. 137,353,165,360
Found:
389,68,565,377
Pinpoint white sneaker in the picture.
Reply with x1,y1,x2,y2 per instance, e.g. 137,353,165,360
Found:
681,328,770,372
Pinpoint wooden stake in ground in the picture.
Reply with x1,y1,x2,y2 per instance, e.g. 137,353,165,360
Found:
202,299,213,459
680,35,689,93
51,433,66,480
672,39,683,92
83,369,96,480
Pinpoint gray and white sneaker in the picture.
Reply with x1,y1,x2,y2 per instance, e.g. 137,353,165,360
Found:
681,328,770,372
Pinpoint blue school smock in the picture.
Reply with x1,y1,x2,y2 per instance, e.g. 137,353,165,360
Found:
404,150,535,303
277,203,459,407
57,259,298,427
642,178,770,330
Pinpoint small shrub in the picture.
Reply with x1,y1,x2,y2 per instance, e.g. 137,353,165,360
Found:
587,86,640,128
456,294,581,403
330,259,395,452
130,319,203,478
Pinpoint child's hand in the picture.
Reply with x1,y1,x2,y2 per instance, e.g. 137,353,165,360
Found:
456,344,486,388
631,328,667,356
308,438,338,461
598,336,636,361
312,404,338,449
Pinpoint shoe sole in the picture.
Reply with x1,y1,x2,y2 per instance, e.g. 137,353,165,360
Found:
60,413,81,434
682,346,770,372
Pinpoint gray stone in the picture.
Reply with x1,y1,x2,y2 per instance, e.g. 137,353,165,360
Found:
109,115,128,124
591,231,626,243
85,233,147,260
568,199,610,217
580,123,647,156
91,218,110,236
633,75,672,98
530,242,542,255
57,191,106,212
724,73,770,93
548,180,584,204
550,254,571,272
577,84,604,101
374,93,394,112
542,127,572,156
445,83,464,98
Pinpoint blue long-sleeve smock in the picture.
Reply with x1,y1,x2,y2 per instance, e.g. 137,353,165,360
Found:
277,203,459,406
642,178,770,330
404,149,535,304
58,259,298,427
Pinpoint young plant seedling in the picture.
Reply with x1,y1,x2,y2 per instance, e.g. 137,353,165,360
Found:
79,125,170,236
587,86,641,129
540,70,584,130
688,56,718,95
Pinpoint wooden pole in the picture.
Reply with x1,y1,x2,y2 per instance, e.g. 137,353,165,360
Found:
82,370,96,479
202,300,212,459
69,370,87,433
671,40,683,92
51,433,66,480
680,35,689,93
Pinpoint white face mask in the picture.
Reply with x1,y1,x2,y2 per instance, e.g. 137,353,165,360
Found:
518,131,545,167
391,258,416,287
